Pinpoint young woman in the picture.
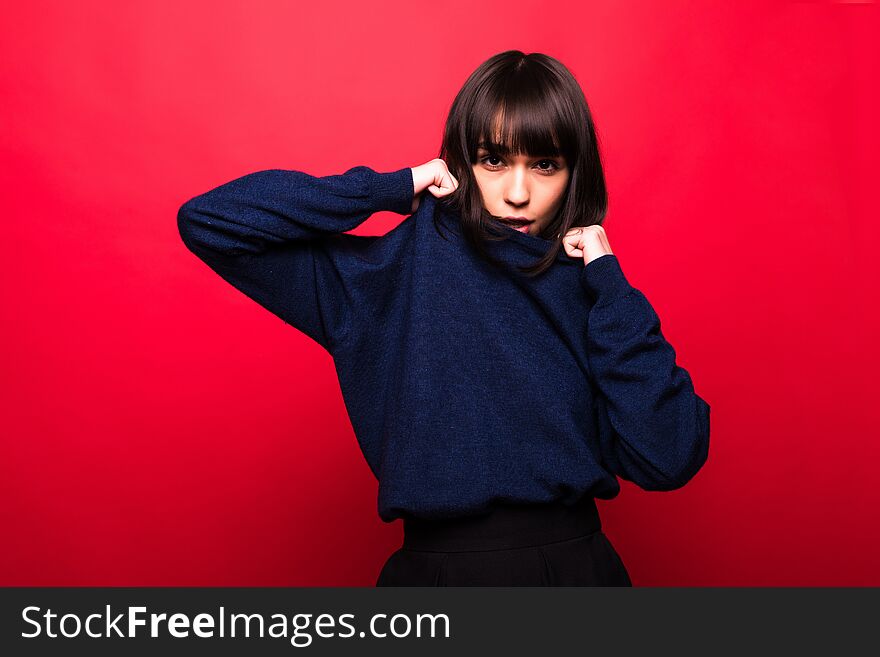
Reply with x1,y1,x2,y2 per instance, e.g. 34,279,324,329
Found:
177,51,711,586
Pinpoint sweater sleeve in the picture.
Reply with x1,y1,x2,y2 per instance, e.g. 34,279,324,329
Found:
177,165,414,352
581,254,711,491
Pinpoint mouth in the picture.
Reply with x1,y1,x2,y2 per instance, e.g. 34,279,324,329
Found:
496,217,535,235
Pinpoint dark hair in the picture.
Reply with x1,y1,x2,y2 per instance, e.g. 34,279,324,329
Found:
433,50,608,277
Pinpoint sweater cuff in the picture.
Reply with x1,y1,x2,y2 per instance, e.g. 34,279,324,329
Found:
371,167,415,216
580,254,634,305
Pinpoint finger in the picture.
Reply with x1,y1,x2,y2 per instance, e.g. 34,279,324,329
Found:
562,236,581,254
433,180,454,197
562,238,583,258
434,173,450,194
441,161,459,188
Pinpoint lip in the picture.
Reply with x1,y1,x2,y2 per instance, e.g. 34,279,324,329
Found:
497,216,535,235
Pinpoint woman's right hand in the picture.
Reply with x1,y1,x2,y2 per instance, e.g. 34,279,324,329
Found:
410,158,459,213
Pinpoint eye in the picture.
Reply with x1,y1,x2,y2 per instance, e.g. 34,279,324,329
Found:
535,159,562,174
479,155,562,175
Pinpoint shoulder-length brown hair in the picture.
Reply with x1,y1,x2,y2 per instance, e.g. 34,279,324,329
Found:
433,50,608,277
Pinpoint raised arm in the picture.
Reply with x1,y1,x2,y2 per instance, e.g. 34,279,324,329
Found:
581,255,711,491
177,165,414,352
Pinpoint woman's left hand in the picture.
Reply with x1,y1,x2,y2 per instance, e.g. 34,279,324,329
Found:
561,225,614,266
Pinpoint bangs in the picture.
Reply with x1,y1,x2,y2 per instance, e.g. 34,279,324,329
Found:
468,77,575,163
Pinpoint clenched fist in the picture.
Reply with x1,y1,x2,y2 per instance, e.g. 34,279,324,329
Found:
410,159,459,214
561,224,614,266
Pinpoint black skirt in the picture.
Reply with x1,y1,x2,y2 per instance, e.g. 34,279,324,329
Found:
376,495,633,586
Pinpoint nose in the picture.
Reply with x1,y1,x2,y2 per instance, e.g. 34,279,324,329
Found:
503,167,529,207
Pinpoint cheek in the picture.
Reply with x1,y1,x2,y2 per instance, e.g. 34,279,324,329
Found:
549,178,570,205
473,175,497,202
539,182,566,207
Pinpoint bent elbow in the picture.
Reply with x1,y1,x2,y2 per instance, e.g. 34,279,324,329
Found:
177,200,202,253
654,397,711,490
176,199,224,260
657,435,709,491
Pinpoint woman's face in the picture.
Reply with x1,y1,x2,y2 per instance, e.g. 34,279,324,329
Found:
472,139,570,237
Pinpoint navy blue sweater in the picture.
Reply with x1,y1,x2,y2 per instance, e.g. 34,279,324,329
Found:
177,165,711,522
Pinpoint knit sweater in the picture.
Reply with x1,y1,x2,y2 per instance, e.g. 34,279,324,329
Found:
177,165,711,522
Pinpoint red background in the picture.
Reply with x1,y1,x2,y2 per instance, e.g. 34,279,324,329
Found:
1,0,877,586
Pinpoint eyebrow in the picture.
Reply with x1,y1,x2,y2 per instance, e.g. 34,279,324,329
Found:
477,141,510,155
477,141,562,158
